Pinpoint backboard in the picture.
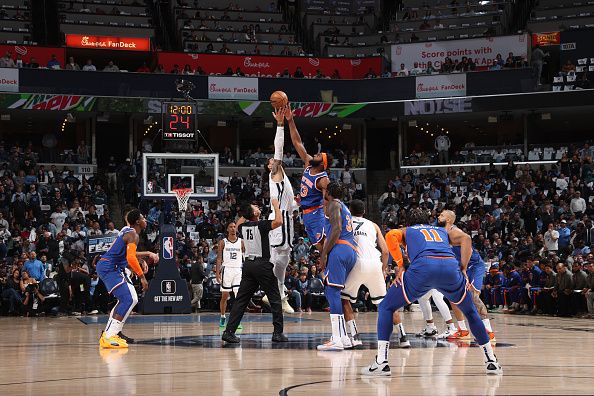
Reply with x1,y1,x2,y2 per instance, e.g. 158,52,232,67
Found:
142,153,219,199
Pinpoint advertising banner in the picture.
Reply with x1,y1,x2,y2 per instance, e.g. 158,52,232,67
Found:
0,45,65,67
415,74,466,99
532,32,560,47
87,235,117,257
207,76,258,100
0,68,18,92
391,34,529,71
65,34,150,51
158,52,381,79
7,94,96,111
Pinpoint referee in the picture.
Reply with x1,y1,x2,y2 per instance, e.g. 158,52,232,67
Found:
222,198,288,344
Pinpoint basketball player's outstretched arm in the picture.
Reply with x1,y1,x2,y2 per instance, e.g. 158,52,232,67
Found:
270,107,286,182
374,223,390,276
447,227,472,273
271,198,283,230
123,232,149,291
215,239,225,284
285,105,313,166
320,200,341,271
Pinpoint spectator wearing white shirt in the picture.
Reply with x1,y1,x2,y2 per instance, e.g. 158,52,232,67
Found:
104,222,119,237
410,62,423,75
397,63,409,76
555,174,568,191
50,206,67,233
435,134,451,164
82,59,96,71
570,191,587,217
544,223,559,253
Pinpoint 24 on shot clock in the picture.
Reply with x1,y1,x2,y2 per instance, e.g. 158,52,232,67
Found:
162,102,197,140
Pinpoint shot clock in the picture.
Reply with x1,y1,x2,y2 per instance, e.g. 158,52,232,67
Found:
162,102,197,140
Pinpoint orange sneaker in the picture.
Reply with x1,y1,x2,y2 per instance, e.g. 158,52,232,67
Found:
447,330,471,340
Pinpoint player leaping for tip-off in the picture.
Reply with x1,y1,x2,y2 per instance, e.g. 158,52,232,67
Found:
286,103,333,249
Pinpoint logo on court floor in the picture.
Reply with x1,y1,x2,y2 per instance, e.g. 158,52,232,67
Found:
163,237,174,260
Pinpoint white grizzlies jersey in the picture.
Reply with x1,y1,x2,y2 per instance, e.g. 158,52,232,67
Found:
352,216,381,263
222,238,243,268
268,170,296,249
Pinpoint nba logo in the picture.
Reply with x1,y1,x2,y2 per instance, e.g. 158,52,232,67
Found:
165,282,172,293
163,237,174,260
161,280,176,294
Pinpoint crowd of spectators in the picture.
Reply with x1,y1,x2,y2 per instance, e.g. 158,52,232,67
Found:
379,143,594,318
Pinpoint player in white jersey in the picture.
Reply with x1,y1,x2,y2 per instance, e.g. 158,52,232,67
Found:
263,106,297,313
216,222,245,328
340,200,410,348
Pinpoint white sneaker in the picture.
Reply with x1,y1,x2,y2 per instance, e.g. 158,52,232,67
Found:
398,334,411,348
317,338,344,351
342,336,353,349
282,299,294,314
351,334,363,349
485,360,503,375
89,310,99,315
436,328,456,339
416,326,437,337
361,356,391,376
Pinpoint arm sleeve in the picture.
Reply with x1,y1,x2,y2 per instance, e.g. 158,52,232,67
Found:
274,126,284,161
385,229,404,268
126,243,144,277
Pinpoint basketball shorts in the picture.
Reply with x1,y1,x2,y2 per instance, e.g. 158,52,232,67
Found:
220,266,242,294
323,244,357,289
270,210,294,250
400,256,467,305
467,259,486,292
303,208,325,244
96,259,129,294
341,258,387,304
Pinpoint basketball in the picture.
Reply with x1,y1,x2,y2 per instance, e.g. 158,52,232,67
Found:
270,90,289,109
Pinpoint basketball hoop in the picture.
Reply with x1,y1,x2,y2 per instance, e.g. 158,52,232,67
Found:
172,188,193,213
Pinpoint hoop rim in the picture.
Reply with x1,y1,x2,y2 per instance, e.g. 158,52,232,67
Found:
172,187,193,196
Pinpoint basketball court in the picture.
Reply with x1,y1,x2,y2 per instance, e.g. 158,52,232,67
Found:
2,311,593,395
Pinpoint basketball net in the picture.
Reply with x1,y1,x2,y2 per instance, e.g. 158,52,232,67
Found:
173,188,192,214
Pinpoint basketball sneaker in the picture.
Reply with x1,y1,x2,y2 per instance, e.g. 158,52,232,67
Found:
282,299,294,314
317,337,344,351
416,325,438,337
117,332,135,344
447,329,471,341
398,334,411,348
485,360,503,375
436,328,456,339
351,334,364,349
99,332,128,349
361,356,391,376
219,316,226,327
342,336,353,350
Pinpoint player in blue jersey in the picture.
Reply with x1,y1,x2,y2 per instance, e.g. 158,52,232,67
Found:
437,210,495,342
361,208,502,376
96,209,157,348
317,182,357,351
285,106,331,248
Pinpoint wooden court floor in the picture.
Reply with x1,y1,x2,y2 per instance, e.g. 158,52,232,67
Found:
1,311,593,395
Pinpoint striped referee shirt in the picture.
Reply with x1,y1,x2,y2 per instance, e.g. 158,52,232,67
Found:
238,220,273,261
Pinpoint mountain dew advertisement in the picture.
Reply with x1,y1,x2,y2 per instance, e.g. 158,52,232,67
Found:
6,94,96,111
239,101,366,118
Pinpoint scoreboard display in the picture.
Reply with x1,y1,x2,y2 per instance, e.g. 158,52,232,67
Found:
162,102,197,140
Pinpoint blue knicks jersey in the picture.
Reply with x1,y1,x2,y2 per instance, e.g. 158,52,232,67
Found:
452,246,482,269
324,200,355,245
101,226,135,268
300,166,327,209
405,225,454,263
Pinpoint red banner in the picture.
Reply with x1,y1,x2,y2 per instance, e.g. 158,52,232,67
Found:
532,32,560,47
65,34,150,51
0,45,65,67
157,52,382,79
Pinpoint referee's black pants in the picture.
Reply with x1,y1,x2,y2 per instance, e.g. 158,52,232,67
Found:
226,259,284,335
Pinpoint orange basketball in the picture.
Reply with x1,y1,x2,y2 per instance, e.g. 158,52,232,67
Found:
270,90,289,109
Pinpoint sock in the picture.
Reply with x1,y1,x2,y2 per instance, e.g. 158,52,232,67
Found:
427,321,437,330
330,314,342,341
458,320,468,331
377,340,390,364
105,318,123,338
447,322,457,331
396,323,406,337
480,341,497,363
339,315,348,338
482,318,493,333
347,319,359,337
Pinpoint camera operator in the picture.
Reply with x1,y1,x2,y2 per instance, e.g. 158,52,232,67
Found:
20,270,45,317
69,257,92,315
